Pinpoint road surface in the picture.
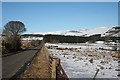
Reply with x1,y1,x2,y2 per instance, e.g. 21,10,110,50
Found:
2,46,42,78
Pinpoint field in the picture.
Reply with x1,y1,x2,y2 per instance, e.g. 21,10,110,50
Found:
45,42,119,78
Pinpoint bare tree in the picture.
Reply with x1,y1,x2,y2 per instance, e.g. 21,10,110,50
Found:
2,21,26,53
3,21,26,37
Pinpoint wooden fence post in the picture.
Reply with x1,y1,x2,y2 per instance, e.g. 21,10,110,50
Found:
93,69,99,80
51,60,57,80
56,58,60,65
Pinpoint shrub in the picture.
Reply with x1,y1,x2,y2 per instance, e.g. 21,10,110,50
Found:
2,36,22,54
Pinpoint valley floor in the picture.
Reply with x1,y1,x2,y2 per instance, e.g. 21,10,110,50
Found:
45,42,119,78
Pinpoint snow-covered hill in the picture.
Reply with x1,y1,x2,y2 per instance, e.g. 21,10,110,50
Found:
104,26,120,37
85,27,111,37
32,27,112,37
24,26,120,37
21,26,120,42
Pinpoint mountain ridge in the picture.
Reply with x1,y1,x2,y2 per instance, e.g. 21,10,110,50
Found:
25,26,120,37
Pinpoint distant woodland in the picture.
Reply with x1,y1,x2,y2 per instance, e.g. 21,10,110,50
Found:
21,34,120,43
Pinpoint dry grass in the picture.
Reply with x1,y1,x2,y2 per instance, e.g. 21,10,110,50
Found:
22,47,51,78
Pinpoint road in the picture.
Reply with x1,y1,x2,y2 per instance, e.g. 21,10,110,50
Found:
2,46,42,79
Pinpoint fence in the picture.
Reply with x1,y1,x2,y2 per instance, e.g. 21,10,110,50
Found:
48,56,69,80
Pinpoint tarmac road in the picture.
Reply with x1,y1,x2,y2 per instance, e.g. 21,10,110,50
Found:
2,45,42,78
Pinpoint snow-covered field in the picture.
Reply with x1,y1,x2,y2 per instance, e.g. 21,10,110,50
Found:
21,37,43,41
45,42,119,78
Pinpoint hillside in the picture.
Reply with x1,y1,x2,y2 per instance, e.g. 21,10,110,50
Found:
21,26,120,42
104,26,120,37
31,26,119,37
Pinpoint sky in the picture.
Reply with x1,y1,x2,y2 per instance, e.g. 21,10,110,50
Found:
2,0,120,2
2,2,118,33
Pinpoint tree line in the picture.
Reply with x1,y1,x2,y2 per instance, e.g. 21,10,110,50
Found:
43,34,120,43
